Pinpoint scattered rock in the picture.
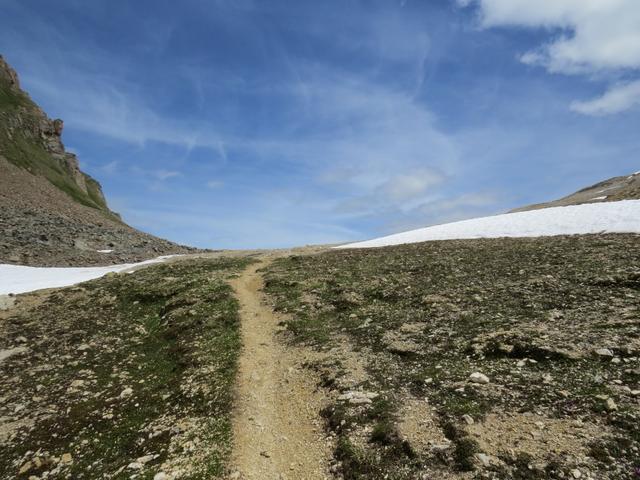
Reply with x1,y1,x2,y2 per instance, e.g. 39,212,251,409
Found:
605,398,618,412
18,461,33,474
595,348,614,358
0,346,28,363
136,454,155,464
0,294,16,311
337,391,379,405
120,387,133,399
475,452,491,467
469,372,490,384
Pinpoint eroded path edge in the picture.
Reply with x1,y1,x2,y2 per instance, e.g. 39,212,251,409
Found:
229,256,331,480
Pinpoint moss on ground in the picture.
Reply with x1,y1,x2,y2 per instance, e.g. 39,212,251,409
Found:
264,234,640,479
0,257,253,479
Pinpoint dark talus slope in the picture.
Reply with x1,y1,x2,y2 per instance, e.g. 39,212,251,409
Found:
0,55,197,266
512,171,640,212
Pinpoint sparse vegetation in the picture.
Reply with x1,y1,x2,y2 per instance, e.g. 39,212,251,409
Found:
264,234,640,479
0,257,253,479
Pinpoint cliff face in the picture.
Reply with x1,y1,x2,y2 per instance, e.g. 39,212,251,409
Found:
0,55,113,215
0,55,197,266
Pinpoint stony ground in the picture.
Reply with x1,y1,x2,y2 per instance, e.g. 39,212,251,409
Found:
0,157,199,267
263,234,640,479
0,256,252,479
2,235,639,479
229,257,332,479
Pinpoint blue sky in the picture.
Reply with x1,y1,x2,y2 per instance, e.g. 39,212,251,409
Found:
1,0,639,248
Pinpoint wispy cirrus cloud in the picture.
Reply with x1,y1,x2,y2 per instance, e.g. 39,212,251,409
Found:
2,0,638,248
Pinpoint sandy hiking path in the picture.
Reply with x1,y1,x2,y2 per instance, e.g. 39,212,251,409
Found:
229,256,332,480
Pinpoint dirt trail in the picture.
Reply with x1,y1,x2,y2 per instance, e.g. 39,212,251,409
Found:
229,256,331,480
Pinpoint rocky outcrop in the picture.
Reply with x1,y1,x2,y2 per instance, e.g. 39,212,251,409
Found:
0,55,199,266
0,55,107,209
0,55,19,90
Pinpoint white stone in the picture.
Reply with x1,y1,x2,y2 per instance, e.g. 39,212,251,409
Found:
595,348,614,358
119,387,133,399
475,453,491,467
0,346,28,363
469,372,490,384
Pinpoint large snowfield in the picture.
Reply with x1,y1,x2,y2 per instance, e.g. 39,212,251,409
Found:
338,200,640,249
0,256,176,296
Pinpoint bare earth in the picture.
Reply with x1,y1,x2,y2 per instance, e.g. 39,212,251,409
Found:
229,256,332,480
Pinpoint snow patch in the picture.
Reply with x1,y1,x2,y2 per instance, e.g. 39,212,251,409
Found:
97,249,113,253
0,256,178,295
337,200,640,249
591,196,607,200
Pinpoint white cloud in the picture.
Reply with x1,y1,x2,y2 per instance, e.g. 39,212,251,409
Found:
465,0,640,73
286,67,459,182
420,192,497,214
380,170,444,202
206,180,224,189
153,170,181,181
570,80,640,115
461,0,640,115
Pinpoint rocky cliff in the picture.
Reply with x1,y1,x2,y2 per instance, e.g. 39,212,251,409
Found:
0,55,198,266
0,55,114,214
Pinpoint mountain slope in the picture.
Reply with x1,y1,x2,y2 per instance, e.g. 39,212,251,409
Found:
511,171,640,212
339,172,640,249
339,200,640,249
0,55,196,266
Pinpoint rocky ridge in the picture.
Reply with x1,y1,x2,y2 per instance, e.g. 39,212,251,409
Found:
0,55,198,266
512,171,640,212
0,55,110,214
